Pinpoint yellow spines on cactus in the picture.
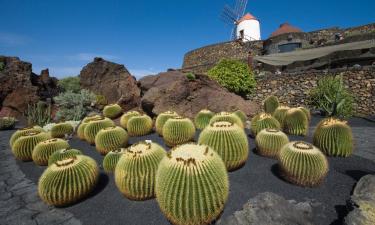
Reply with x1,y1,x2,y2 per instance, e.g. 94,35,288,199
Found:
32,138,70,166
94,126,128,155
155,143,229,225
273,106,290,128
103,103,123,119
155,111,179,136
283,108,309,136
51,122,74,138
313,118,353,157
209,111,244,128
162,116,196,147
194,109,214,130
127,114,153,136
9,126,44,147
120,111,140,129
103,148,127,173
48,148,82,166
77,115,101,140
255,128,289,158
264,95,279,114
115,141,166,200
12,130,50,161
83,116,115,144
198,121,249,171
38,155,99,206
251,113,280,136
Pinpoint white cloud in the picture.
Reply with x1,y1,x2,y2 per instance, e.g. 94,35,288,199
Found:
129,68,159,79
0,32,30,47
67,53,119,62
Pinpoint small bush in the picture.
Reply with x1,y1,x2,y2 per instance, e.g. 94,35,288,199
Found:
186,72,196,81
207,59,256,97
25,102,52,126
58,76,80,93
0,61,5,71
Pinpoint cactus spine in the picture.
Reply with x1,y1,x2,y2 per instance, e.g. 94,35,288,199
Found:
77,115,101,140
162,116,196,147
283,108,309,136
115,142,166,200
48,148,82,166
12,130,50,161
103,148,127,173
83,116,115,144
127,114,153,136
255,128,289,158
209,111,244,128
264,95,279,114
51,122,74,138
9,126,44,147
32,138,70,166
94,126,128,155
194,109,214,130
251,113,281,136
313,118,353,157
198,121,249,171
103,103,123,119
38,155,99,206
155,143,229,225
120,111,140,129
155,111,179,136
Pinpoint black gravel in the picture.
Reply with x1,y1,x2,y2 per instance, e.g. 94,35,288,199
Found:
12,116,375,225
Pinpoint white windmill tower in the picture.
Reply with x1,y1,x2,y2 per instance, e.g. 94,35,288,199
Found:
220,0,261,42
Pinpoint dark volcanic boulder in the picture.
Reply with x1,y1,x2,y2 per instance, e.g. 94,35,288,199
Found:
139,71,259,118
79,57,141,111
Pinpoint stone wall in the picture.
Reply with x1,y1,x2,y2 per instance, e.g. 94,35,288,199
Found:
250,67,375,116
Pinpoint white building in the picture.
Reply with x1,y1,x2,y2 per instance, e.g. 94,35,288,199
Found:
236,13,261,42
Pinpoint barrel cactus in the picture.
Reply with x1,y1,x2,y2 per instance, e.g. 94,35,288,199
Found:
198,121,249,171
51,122,74,138
48,148,82,166
103,148,127,173
103,103,123,119
77,115,101,140
233,110,247,124
264,95,279,114
209,111,244,128
12,130,50,161
298,106,311,122
127,114,153,136
194,109,214,130
272,106,290,128
162,116,196,147
255,128,289,158
115,141,166,200
120,111,140,129
32,138,70,166
278,141,329,187
251,113,281,136
283,108,309,136
313,118,353,157
95,126,128,155
155,111,179,136
83,116,115,144
155,143,229,225
9,126,44,148
38,155,99,206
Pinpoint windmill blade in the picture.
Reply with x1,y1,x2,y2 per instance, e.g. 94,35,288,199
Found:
220,12,235,26
231,26,237,40
221,4,237,22
234,0,248,19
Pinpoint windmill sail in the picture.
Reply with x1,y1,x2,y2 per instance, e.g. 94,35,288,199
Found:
220,0,249,40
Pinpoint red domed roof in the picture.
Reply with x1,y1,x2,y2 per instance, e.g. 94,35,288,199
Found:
270,23,302,37
237,13,257,23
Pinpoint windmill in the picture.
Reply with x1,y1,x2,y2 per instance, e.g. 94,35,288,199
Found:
220,0,249,40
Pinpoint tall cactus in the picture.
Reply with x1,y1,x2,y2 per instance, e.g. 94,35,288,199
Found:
255,128,289,158
155,143,229,225
115,141,166,200
313,118,353,157
155,111,179,136
12,130,50,161
48,148,82,166
103,148,127,173
103,103,123,119
51,122,74,138
127,114,153,136
194,109,214,130
95,126,128,155
264,95,279,114
83,116,115,144
251,113,281,136
198,121,249,171
9,126,44,147
162,116,196,147
32,138,70,166
273,106,290,128
283,108,309,136
120,111,140,129
77,115,101,140
209,111,244,128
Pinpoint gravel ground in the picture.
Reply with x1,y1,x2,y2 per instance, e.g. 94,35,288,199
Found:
4,115,375,225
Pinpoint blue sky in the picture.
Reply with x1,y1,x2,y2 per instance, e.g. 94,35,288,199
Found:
1,0,374,79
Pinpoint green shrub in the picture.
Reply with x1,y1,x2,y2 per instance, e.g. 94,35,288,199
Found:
186,72,196,81
58,76,80,93
207,59,256,97
54,89,96,121
309,75,355,118
0,61,5,71
24,102,52,127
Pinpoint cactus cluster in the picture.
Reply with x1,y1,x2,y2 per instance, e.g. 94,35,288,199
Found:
95,126,128,155
283,108,309,136
255,128,289,158
264,95,279,114
278,141,328,187
9,126,44,147
32,138,70,166
233,110,247,124
103,148,127,173
162,116,196,147
83,116,115,144
155,111,179,136
48,148,82,166
209,111,244,128
155,143,229,225
120,111,140,129
198,121,249,171
313,118,353,157
103,104,123,119
115,141,166,200
194,109,214,130
38,155,99,206
272,106,290,128
12,130,50,161
51,122,74,138
127,114,153,136
251,113,281,136
77,115,101,140
0,117,16,130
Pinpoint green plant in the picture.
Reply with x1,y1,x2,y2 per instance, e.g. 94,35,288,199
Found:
298,106,311,122
103,148,126,173
12,130,50,161
48,148,82,166
233,110,247,124
38,155,99,206
209,112,244,128
120,111,141,129
57,76,80,93
251,113,281,136
25,102,52,126
309,75,355,119
155,143,229,225
264,95,279,114
207,59,256,97
194,109,214,130
115,141,166,200
95,126,128,155
255,128,289,158
95,95,108,109
77,115,101,140
283,108,309,136
83,116,115,144
162,116,196,147
50,122,74,138
0,117,16,130
127,114,153,136
278,141,329,187
54,89,96,121
198,121,249,171
103,104,123,119
186,72,196,81
32,138,70,166
313,118,353,157
272,106,290,128
155,111,179,136
9,126,44,147
0,61,5,71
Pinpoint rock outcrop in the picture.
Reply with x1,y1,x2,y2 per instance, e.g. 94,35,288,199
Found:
79,57,141,111
139,71,259,118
